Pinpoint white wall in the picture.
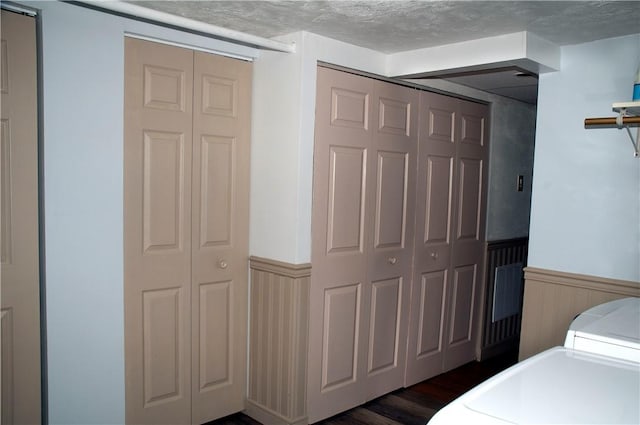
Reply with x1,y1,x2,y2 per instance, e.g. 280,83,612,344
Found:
528,34,640,282
25,2,258,423
251,31,386,264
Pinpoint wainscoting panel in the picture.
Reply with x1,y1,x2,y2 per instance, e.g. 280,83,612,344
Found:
247,256,311,425
480,238,528,360
519,267,640,361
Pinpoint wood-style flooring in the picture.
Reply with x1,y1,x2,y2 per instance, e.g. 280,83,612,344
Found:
207,350,518,425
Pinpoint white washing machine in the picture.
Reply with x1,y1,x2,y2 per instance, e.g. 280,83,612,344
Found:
428,297,640,425
564,297,639,362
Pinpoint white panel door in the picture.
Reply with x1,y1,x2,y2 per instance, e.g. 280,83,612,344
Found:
0,10,41,425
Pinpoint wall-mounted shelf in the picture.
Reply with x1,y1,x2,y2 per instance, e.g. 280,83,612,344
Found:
585,101,640,157
612,101,640,116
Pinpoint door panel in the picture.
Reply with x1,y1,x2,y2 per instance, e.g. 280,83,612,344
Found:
198,281,231,390
374,151,408,249
125,40,250,425
309,68,373,422
312,67,489,418
365,80,417,400
327,146,367,253
321,283,362,390
142,288,184,407
444,100,488,370
460,113,485,147
448,265,476,346
405,92,458,385
198,136,234,247
191,53,246,422
143,65,187,111
191,50,251,424
423,155,453,245
378,97,410,136
417,271,447,357
444,264,479,369
142,131,186,252
1,10,41,425
124,37,193,425
368,278,402,374
456,158,483,241
406,91,488,384
331,88,369,130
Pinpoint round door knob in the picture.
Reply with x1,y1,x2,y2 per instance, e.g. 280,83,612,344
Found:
387,257,397,265
218,259,228,269
430,252,439,260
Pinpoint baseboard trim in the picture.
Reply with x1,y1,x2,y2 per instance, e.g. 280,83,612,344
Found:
244,400,308,425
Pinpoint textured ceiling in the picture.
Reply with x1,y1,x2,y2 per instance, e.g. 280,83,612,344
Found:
123,1,640,104
128,1,640,54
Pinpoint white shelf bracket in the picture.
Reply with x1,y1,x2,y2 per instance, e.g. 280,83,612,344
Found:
616,108,640,157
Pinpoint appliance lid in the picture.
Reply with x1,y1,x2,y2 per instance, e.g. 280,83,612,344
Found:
462,347,640,424
575,298,640,346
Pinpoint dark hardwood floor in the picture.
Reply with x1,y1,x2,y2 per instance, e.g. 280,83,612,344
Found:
207,350,518,425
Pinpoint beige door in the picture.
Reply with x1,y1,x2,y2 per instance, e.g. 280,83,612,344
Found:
309,67,417,422
444,99,488,370
405,91,488,385
0,10,41,425
364,80,417,400
124,38,250,425
190,50,250,424
309,67,372,422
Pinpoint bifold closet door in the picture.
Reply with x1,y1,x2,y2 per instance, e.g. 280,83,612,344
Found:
364,79,417,400
0,10,41,425
405,91,488,386
443,98,487,371
309,66,417,422
190,49,250,425
124,38,194,425
309,67,372,422
124,37,250,425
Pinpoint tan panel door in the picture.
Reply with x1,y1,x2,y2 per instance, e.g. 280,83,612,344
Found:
405,91,458,385
310,67,418,421
191,51,250,424
443,99,488,370
406,92,488,384
309,67,373,422
0,10,41,425
364,80,417,400
124,38,194,425
125,38,250,425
